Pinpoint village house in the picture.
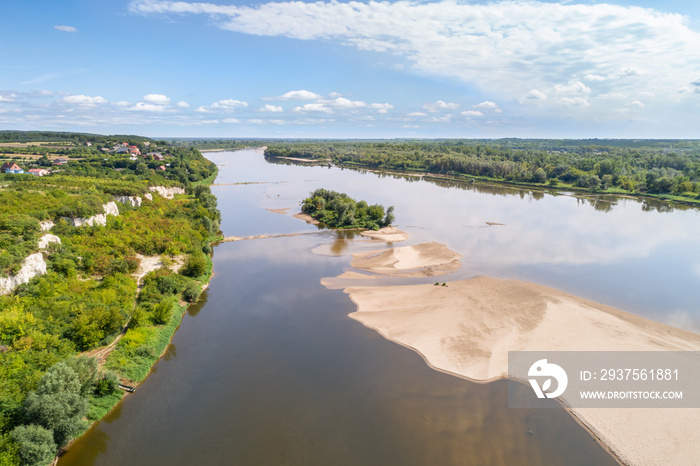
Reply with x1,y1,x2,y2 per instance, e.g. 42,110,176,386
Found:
156,165,166,171
0,162,24,174
27,168,50,177
128,146,141,156
52,158,68,165
146,152,164,161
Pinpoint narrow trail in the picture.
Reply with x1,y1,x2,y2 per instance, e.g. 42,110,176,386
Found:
82,255,184,366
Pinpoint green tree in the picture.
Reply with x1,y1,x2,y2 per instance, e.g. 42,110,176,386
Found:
22,362,88,447
533,167,547,183
152,300,173,325
180,254,207,278
65,356,98,396
10,425,56,466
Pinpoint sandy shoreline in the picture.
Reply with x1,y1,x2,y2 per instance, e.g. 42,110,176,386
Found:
323,242,700,466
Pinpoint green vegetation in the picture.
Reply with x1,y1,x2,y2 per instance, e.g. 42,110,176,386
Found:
266,139,700,204
0,132,220,465
301,188,394,230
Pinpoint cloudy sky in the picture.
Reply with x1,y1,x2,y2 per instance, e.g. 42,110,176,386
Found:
1,0,699,138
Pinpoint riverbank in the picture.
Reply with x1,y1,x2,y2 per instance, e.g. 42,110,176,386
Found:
324,244,700,466
267,154,700,209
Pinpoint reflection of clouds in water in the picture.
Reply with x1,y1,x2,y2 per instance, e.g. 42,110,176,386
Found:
391,186,699,268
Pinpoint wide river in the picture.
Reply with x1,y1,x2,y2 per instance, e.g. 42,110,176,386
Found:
59,149,700,465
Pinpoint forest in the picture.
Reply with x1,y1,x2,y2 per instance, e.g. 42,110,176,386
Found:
265,139,700,203
0,132,220,466
301,188,394,230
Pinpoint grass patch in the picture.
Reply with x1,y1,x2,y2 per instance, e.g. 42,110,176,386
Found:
87,391,124,422
105,302,188,383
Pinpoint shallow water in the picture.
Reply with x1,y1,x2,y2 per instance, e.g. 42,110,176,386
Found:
58,149,700,465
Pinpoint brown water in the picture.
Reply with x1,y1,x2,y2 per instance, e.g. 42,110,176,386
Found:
58,149,700,465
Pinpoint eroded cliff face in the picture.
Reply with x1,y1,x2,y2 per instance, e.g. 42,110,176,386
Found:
0,253,47,295
148,186,185,199
1,188,182,294
115,196,143,207
38,234,61,249
61,201,120,227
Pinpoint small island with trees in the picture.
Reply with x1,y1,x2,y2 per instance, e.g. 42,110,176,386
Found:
301,189,394,230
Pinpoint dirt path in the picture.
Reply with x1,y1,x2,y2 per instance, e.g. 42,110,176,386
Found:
82,255,184,365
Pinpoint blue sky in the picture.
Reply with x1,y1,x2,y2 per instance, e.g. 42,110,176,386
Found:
1,0,699,138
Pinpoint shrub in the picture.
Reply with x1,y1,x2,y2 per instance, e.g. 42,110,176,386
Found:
180,253,207,278
94,371,120,396
152,300,174,325
182,281,201,303
10,425,56,466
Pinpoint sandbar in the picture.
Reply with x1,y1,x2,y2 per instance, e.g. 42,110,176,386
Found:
293,212,321,225
360,226,409,242
338,275,700,465
350,241,461,278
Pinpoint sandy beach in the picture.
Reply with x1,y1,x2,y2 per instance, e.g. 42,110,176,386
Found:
325,242,700,466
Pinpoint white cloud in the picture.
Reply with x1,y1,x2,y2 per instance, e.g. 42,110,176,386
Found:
268,119,285,124
630,100,645,108
522,89,547,101
328,97,366,108
128,102,172,112
113,101,131,107
553,80,591,95
176,101,190,108
268,90,322,101
0,94,17,102
293,103,333,114
131,0,700,122
54,25,78,33
422,100,459,112
559,97,590,107
370,102,394,113
61,95,107,105
143,94,170,104
461,110,483,117
584,74,607,82
222,118,240,123
473,101,499,110
614,67,642,77
196,99,248,112
407,112,427,117
248,119,264,124
260,104,283,112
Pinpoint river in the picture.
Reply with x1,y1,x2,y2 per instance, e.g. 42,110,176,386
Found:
58,149,700,465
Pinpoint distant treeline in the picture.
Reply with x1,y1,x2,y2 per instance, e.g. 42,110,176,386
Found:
167,138,272,151
0,131,157,145
265,140,700,201
301,188,394,230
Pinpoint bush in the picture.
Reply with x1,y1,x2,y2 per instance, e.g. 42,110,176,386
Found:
65,356,98,396
152,300,174,325
182,282,201,303
10,425,55,466
180,253,207,278
94,371,120,396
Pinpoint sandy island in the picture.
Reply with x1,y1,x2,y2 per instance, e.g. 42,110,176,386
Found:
360,226,409,242
324,242,700,466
